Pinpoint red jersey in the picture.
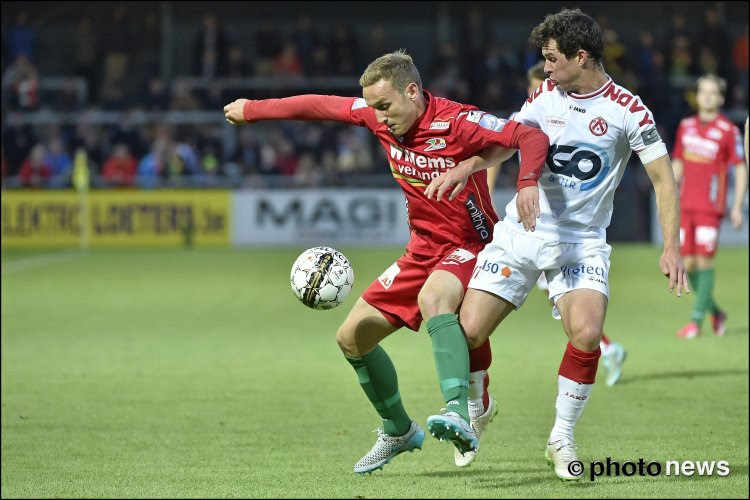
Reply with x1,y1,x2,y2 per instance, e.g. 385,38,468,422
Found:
672,114,744,216
243,91,547,256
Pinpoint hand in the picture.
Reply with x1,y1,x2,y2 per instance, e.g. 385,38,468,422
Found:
224,99,249,124
516,185,540,231
425,162,473,202
659,246,689,297
730,205,744,229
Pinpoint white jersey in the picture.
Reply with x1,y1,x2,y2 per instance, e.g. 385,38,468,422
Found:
507,76,668,242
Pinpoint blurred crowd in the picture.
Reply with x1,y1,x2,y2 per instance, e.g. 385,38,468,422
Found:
1,3,748,189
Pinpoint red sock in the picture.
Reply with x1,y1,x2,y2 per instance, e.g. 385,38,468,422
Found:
600,333,610,346
469,339,492,372
558,342,601,384
469,340,492,408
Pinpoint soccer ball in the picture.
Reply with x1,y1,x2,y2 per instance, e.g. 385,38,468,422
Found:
290,246,354,310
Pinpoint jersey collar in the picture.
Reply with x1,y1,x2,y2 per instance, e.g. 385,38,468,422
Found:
567,76,613,100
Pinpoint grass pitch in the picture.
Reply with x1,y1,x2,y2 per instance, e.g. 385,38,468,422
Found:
1,244,748,498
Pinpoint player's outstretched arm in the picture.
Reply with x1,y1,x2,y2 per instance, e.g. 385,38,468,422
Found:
730,160,748,229
643,154,689,297
223,95,356,125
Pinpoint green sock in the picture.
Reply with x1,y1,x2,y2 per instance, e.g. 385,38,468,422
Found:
345,345,412,436
703,268,720,315
688,270,700,293
426,313,470,424
691,269,714,325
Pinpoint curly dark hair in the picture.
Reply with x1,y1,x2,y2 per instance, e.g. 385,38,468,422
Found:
529,8,603,64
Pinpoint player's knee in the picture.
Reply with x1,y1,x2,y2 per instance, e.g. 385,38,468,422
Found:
571,324,602,351
335,324,358,357
417,288,447,318
461,318,486,350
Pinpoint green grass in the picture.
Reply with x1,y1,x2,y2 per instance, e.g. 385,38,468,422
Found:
2,245,748,498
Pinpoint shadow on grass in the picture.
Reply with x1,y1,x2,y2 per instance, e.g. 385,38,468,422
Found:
413,467,597,489
617,368,748,385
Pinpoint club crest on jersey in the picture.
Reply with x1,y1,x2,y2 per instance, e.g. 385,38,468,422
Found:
424,138,447,152
589,116,608,136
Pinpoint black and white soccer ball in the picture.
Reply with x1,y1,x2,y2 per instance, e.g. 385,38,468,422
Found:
290,246,354,310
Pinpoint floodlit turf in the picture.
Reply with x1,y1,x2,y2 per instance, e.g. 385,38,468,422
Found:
2,244,748,498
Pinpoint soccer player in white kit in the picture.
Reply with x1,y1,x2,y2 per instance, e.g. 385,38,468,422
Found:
426,8,688,480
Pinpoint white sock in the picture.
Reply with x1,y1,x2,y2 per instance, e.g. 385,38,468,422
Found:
600,340,612,356
468,370,485,419
549,375,593,444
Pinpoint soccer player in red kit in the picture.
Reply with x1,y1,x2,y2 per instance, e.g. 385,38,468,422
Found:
672,74,747,339
224,50,549,473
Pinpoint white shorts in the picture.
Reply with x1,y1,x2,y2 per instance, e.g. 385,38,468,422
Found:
469,222,611,318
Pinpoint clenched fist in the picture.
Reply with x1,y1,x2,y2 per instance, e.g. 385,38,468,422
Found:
224,99,249,124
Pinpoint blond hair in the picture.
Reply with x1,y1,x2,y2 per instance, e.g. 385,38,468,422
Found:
697,74,727,96
359,49,423,93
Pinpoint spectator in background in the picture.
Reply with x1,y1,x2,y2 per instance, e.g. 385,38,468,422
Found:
110,111,145,159
73,16,98,103
602,27,626,80
71,119,106,175
254,24,282,76
699,6,731,81
227,46,251,79
170,81,200,111
45,136,72,188
670,35,694,80
2,112,36,176
192,13,230,78
135,11,161,80
232,127,261,176
19,144,52,187
143,78,169,111
102,143,137,187
361,25,390,71
137,139,168,189
292,16,321,74
100,6,132,101
731,26,748,101
100,79,129,110
273,42,303,77
8,10,36,62
2,54,39,110
328,22,360,75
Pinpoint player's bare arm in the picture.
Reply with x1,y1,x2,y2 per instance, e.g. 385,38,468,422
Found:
671,158,684,184
730,161,748,229
425,146,514,202
643,154,689,296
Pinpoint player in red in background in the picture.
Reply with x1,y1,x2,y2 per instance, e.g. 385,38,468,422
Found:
224,50,549,474
672,75,748,339
485,61,627,392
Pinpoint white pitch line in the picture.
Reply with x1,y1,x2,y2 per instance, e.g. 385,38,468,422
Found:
1,250,84,275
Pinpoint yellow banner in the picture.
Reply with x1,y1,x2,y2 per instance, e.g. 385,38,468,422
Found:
1,190,230,248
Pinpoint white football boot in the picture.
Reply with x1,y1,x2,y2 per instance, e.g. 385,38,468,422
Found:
427,410,478,455
454,394,498,467
353,421,424,474
545,437,583,480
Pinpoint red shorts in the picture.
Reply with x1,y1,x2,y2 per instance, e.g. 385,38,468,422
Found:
680,211,722,257
362,242,485,332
